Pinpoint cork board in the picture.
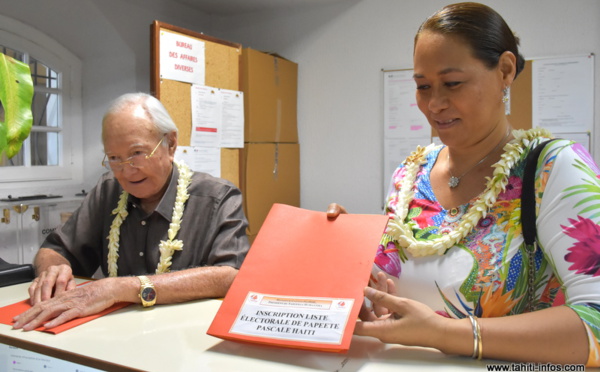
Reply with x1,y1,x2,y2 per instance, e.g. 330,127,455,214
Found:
507,60,533,130
150,21,242,188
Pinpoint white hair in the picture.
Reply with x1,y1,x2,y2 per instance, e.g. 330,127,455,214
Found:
102,92,178,137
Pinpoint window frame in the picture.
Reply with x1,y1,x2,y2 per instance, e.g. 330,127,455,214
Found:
0,15,83,188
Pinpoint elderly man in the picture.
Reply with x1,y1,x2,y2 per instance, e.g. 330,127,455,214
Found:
13,93,250,331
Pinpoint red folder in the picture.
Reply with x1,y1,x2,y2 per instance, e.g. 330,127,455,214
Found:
207,203,389,352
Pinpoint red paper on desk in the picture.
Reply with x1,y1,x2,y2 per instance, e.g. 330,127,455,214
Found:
207,203,389,353
0,285,130,334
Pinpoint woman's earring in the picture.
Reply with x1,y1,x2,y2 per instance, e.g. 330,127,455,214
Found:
502,87,510,103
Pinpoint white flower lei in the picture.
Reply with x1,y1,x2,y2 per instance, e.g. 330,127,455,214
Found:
387,128,552,257
106,160,193,277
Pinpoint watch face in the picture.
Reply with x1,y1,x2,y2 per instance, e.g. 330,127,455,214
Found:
141,287,156,302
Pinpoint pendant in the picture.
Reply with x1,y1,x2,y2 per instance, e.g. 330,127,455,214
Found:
448,176,460,188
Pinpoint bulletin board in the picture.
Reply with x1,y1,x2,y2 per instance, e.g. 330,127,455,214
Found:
382,54,595,192
150,21,242,188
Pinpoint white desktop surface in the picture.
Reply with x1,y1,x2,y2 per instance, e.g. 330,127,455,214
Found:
0,281,491,372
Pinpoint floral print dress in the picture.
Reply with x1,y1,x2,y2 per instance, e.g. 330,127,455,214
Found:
376,133,600,366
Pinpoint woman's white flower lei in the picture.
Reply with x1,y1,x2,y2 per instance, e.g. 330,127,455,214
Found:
106,160,192,277
387,128,552,258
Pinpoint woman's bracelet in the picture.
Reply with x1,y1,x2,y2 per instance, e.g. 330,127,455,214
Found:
468,315,483,360
468,315,478,358
475,316,483,360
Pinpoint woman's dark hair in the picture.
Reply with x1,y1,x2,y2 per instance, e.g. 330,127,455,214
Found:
415,2,526,79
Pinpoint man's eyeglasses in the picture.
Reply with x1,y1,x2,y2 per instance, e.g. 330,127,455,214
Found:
102,136,165,171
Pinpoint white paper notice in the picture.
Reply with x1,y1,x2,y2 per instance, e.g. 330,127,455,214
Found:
175,146,221,177
383,69,432,196
220,89,244,148
383,70,430,139
532,55,594,133
230,292,354,344
191,85,221,148
160,31,205,85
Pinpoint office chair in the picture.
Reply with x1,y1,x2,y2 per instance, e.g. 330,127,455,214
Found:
0,257,35,287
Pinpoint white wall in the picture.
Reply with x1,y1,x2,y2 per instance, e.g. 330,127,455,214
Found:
1,0,598,215
219,0,600,214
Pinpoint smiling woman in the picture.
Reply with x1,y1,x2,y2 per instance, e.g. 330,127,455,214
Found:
327,2,600,367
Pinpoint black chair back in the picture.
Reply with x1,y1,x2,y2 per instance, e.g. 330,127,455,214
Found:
0,257,35,287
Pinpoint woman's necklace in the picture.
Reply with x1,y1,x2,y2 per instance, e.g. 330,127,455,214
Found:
447,129,511,188
106,160,193,277
387,128,552,257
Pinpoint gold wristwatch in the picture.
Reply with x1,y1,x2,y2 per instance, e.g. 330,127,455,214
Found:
137,275,157,307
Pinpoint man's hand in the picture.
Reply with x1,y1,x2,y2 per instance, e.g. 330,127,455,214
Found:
28,264,77,305
14,278,123,331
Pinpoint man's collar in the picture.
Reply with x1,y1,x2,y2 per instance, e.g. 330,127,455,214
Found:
154,164,179,221
126,164,178,221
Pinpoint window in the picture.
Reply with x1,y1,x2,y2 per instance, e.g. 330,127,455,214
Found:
0,15,82,188
1,46,61,168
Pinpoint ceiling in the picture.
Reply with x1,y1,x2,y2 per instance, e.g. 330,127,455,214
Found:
172,0,347,16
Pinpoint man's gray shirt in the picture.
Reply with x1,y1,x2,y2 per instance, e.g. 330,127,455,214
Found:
43,166,250,277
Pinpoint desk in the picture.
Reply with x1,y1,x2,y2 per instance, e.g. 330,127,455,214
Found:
0,281,491,372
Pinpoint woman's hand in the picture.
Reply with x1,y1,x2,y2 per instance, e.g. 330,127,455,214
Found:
359,272,398,320
326,203,348,219
28,264,77,306
354,284,448,349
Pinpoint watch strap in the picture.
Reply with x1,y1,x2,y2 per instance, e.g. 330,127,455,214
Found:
137,275,156,307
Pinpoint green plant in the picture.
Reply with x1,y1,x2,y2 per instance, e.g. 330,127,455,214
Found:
0,52,34,159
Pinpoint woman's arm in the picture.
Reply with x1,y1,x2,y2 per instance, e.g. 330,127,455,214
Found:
355,287,588,364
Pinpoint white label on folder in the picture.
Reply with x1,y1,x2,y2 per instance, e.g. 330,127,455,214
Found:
229,292,354,344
